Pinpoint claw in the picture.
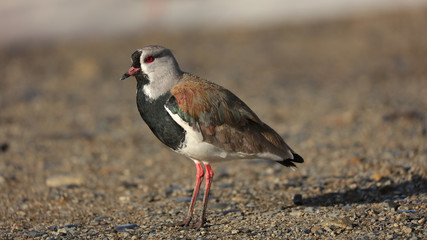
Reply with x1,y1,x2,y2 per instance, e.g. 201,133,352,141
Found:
188,220,204,230
166,217,192,227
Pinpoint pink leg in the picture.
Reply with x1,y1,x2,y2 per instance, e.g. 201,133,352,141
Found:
192,162,214,229
169,160,204,226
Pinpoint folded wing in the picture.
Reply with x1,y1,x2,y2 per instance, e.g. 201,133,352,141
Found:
165,74,303,166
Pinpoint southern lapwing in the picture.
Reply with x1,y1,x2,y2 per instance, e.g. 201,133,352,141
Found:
120,45,304,229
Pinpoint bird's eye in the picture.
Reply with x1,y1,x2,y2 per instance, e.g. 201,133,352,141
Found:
144,56,154,63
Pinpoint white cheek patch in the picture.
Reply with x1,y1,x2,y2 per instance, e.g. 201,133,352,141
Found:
141,70,179,100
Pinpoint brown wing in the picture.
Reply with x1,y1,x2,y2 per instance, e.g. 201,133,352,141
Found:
165,73,295,160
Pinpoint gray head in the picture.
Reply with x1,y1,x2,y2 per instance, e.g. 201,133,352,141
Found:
121,45,183,99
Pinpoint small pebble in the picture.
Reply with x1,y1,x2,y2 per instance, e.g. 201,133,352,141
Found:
289,210,303,217
57,228,68,235
402,226,412,234
27,230,43,237
304,207,315,213
319,218,352,228
46,175,85,187
347,157,362,164
47,225,58,231
115,224,138,231
246,202,255,208
382,200,399,211
217,209,240,215
94,215,113,222
370,173,384,181
118,231,131,238
119,195,130,202
60,224,78,229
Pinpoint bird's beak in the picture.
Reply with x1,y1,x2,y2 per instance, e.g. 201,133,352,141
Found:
120,66,141,80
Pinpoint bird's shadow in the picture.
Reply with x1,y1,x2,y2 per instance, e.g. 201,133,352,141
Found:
302,174,426,207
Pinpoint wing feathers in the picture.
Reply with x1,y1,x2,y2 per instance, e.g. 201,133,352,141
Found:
166,73,300,163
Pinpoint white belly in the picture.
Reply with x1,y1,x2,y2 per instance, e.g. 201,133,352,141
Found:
165,107,282,163
177,135,249,162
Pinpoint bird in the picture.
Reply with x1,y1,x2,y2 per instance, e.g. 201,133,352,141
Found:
120,45,304,229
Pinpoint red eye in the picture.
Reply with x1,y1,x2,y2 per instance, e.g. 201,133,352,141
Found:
144,56,154,63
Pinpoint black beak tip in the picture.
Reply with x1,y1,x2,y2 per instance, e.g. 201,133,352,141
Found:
120,73,131,81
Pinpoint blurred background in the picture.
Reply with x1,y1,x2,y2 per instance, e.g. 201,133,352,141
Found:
1,0,426,238
1,0,427,46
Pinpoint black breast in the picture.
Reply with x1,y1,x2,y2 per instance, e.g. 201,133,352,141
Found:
136,87,185,150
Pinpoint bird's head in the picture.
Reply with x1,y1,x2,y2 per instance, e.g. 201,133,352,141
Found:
121,45,183,99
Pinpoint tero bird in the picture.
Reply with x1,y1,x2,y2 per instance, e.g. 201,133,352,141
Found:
120,45,303,229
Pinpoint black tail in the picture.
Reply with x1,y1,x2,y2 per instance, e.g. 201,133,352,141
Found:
277,153,304,168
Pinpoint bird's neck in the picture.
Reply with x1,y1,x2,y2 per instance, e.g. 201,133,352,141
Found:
135,73,149,90
139,72,182,101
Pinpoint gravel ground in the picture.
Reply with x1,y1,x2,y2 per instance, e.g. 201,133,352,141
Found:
1,8,426,240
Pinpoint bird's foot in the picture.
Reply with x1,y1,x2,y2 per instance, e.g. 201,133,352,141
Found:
166,218,206,230
166,217,192,227
185,220,204,230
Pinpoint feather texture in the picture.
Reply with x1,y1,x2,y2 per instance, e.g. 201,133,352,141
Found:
165,73,301,164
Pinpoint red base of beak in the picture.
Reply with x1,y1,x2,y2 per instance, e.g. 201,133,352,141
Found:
120,66,141,80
